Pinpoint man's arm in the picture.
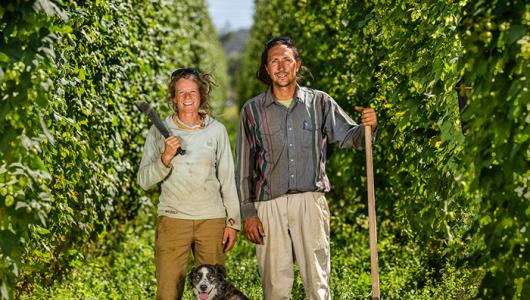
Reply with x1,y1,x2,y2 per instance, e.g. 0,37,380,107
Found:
235,105,258,219
321,93,377,150
236,105,266,244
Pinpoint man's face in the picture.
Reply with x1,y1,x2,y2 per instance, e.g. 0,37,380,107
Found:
266,44,301,89
174,78,201,114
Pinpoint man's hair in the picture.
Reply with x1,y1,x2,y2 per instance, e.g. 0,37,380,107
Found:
257,36,305,85
167,68,215,115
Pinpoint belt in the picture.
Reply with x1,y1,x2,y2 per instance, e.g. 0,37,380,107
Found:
286,190,301,194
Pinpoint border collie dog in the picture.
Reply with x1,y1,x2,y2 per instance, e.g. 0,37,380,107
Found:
189,264,249,300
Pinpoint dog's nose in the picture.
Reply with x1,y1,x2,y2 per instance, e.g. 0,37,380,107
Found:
200,284,207,291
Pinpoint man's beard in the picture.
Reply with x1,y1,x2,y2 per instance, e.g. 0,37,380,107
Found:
273,75,295,88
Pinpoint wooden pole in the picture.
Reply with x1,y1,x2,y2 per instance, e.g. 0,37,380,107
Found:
364,125,380,299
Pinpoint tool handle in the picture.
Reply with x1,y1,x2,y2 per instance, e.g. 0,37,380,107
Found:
176,147,185,155
364,125,380,300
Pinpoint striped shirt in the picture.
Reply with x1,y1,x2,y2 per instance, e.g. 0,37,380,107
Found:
236,85,368,220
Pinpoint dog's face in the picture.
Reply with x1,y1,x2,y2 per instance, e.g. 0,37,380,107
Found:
189,264,226,300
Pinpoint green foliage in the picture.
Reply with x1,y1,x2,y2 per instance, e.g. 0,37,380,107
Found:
238,0,528,297
3,0,528,298
18,206,479,299
459,1,530,297
0,0,227,299
19,206,158,299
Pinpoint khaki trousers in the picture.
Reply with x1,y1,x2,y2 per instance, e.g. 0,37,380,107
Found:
255,192,331,300
155,216,225,300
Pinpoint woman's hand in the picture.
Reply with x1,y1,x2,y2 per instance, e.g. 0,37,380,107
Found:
161,136,181,167
223,227,237,253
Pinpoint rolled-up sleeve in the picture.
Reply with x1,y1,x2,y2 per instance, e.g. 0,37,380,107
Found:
235,105,257,220
216,126,241,231
321,93,374,150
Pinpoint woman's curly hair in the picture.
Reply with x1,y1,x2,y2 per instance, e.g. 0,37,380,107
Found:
167,68,216,115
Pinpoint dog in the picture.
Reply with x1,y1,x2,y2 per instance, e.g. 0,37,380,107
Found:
189,264,249,300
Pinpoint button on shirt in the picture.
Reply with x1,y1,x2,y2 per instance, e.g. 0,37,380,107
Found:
236,85,369,220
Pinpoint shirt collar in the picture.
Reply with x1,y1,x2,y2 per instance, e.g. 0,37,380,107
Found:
264,85,306,108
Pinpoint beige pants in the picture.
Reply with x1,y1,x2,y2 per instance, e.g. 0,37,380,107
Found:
155,216,225,300
255,192,331,300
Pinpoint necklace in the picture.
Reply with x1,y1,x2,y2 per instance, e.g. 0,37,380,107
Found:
173,114,206,131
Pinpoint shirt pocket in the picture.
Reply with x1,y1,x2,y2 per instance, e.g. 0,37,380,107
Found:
259,123,282,151
300,119,315,149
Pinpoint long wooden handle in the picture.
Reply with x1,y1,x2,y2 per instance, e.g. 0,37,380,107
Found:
364,125,380,300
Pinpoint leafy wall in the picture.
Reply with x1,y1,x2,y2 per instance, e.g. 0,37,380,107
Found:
237,0,529,297
0,0,227,298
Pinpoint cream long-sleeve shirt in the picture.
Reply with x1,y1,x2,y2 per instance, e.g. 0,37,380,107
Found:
137,114,241,231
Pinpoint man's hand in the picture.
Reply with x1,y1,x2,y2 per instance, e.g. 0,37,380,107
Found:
223,227,237,253
244,217,266,245
355,106,377,132
161,136,182,167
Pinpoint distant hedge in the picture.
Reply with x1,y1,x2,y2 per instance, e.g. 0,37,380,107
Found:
0,0,227,298
238,0,529,297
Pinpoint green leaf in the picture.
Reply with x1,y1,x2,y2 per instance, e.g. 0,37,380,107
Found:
0,52,9,62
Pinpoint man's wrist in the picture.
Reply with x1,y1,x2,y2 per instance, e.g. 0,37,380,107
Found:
241,203,258,220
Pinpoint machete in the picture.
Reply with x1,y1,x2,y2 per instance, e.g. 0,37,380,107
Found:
134,101,185,155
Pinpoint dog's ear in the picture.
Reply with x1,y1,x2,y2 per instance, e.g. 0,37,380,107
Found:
188,266,197,283
214,264,226,278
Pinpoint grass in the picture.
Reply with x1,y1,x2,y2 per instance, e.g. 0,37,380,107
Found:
19,201,481,299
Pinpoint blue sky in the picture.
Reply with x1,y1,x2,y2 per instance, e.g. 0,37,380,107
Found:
205,0,254,32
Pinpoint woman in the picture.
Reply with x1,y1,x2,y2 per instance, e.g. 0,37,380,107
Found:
137,68,240,300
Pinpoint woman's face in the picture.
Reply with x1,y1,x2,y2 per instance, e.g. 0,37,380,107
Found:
173,78,201,114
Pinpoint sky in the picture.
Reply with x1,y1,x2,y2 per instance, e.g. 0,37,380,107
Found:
205,0,254,32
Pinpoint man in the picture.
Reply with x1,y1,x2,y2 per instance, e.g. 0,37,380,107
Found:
235,36,377,300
